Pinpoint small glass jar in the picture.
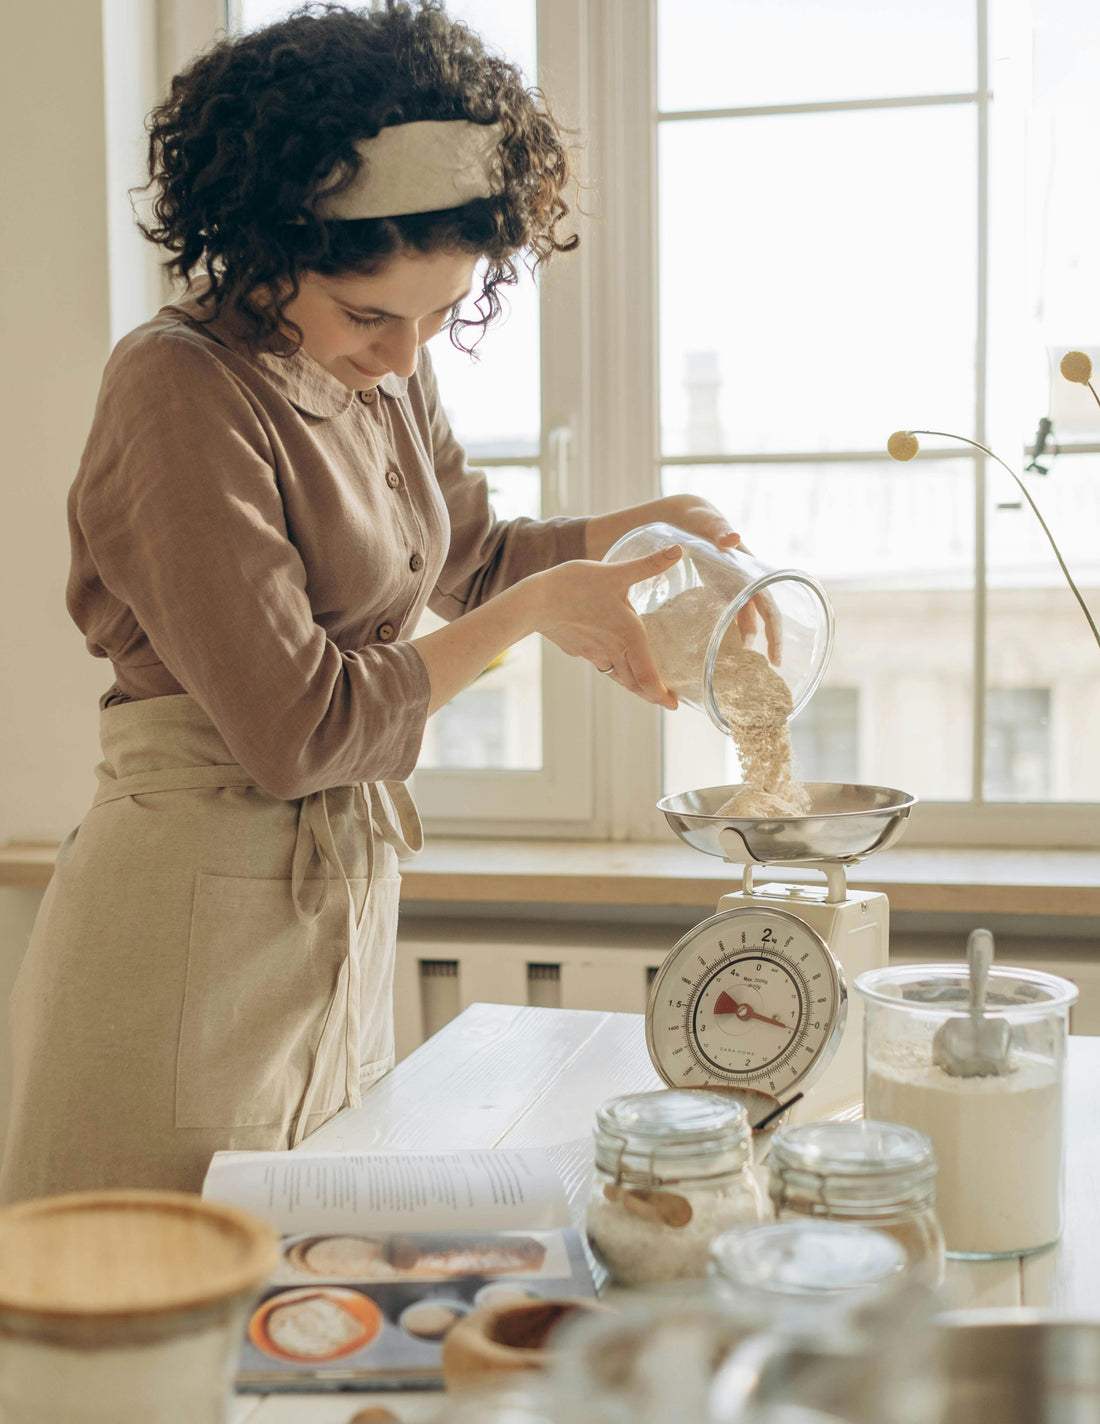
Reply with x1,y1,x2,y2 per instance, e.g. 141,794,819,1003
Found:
767,1120,945,1288
708,1220,907,1317
707,1222,939,1424
601,521,834,734
856,964,1078,1258
585,1090,765,1288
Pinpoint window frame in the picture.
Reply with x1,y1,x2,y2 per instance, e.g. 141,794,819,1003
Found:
639,0,1099,849
188,0,1099,848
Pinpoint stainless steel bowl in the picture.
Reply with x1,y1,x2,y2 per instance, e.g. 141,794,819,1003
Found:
657,783,917,864
938,1313,1100,1422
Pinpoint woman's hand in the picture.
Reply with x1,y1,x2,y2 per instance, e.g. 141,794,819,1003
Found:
413,543,684,714
584,493,739,561
529,544,684,708
584,492,781,664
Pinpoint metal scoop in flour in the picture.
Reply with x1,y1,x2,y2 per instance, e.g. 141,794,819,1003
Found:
932,928,1013,1077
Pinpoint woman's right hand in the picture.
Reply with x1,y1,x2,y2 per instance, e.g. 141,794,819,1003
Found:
528,543,683,709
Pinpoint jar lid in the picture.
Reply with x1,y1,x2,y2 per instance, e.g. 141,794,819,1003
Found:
769,1120,936,1213
709,1221,906,1297
594,1090,751,1183
855,964,1078,1018
0,1190,279,1325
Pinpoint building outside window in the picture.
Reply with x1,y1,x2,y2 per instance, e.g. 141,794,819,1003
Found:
790,688,861,786
985,688,1052,801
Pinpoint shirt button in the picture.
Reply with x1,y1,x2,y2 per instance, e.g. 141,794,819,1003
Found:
409,553,424,572
386,470,402,489
358,389,376,405
377,622,395,642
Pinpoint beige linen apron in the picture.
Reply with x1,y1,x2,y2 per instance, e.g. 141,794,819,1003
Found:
0,694,422,1203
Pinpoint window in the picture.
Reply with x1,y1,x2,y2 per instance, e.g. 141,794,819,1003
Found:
219,0,1098,846
985,689,1052,801
791,689,861,786
651,0,1099,845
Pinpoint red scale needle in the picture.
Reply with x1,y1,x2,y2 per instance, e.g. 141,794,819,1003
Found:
712,990,788,1031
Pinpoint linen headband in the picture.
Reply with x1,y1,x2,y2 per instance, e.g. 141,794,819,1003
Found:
312,119,506,220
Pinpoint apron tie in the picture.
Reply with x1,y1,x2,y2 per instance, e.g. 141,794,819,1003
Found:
286,781,420,1146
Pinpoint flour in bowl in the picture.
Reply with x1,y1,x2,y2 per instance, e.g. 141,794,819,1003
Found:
642,585,809,816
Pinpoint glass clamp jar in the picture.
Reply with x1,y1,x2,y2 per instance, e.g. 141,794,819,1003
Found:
767,1119,945,1288
856,963,1078,1259
709,1220,907,1313
601,521,834,733
585,1089,765,1288
708,1222,938,1424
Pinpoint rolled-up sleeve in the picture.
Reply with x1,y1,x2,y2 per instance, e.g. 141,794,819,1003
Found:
417,353,588,622
70,334,430,798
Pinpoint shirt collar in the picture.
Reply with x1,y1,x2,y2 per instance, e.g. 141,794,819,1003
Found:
164,290,408,416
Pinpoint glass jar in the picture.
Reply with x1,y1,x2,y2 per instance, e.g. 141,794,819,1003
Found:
708,1221,907,1319
855,964,1078,1258
708,1222,939,1424
585,1090,765,1288
767,1120,945,1288
601,522,834,734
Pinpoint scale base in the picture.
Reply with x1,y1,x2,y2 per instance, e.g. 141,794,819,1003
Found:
716,876,889,1121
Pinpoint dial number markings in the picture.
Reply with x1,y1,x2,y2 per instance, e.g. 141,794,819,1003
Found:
645,908,844,1097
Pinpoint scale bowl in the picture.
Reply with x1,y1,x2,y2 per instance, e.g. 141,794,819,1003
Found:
658,783,917,864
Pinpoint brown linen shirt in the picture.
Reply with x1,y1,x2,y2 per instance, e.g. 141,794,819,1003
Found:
67,293,586,799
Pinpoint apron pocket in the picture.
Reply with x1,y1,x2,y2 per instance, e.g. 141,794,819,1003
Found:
175,871,365,1130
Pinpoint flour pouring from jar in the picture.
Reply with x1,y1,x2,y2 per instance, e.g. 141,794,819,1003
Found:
601,522,834,815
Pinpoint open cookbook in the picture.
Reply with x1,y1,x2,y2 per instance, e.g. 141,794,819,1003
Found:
203,1147,595,1392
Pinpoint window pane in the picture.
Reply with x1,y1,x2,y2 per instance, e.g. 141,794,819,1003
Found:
419,635,543,772
428,270,540,457
658,0,977,113
418,466,542,772
1027,0,1100,438
985,454,1100,802
791,688,860,782
661,461,975,802
659,106,977,454
236,0,545,780
984,689,1051,801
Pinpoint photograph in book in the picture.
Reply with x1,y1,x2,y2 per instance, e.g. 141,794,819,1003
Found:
203,1146,596,1392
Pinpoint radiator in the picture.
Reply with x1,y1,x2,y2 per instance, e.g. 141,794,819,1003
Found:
394,921,1100,1062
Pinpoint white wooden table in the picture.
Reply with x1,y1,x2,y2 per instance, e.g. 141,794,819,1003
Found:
231,1005,1100,1422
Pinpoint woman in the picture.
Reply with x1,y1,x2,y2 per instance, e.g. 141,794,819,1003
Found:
0,1,740,1202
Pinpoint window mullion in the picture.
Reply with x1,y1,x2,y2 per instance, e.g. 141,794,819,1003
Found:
585,0,665,840
972,0,991,804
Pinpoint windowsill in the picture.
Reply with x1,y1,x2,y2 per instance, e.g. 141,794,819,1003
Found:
2,837,1097,917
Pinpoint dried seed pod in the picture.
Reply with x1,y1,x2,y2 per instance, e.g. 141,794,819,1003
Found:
887,431,920,462
1060,350,1093,385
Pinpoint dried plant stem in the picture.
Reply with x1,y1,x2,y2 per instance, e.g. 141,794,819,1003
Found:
1088,381,1100,413
911,429,1100,653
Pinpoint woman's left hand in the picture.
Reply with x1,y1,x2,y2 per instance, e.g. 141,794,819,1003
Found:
583,492,781,663
584,493,739,562
648,493,742,552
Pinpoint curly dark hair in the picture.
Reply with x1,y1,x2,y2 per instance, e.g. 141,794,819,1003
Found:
139,1,578,352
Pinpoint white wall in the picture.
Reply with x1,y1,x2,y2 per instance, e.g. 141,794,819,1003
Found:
1,2,116,847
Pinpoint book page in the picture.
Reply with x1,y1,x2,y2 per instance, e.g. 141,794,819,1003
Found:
203,1148,572,1233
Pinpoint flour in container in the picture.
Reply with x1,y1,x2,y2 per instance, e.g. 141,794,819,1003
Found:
865,1039,1063,1255
642,584,809,817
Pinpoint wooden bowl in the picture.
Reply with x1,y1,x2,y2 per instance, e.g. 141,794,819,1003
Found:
442,1297,609,1390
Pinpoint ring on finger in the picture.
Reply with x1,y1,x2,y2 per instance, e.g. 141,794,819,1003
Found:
596,664,614,674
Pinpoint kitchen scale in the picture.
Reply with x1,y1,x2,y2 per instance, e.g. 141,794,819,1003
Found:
645,782,917,1119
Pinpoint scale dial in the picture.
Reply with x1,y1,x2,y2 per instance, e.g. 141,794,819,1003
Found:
645,907,847,1098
